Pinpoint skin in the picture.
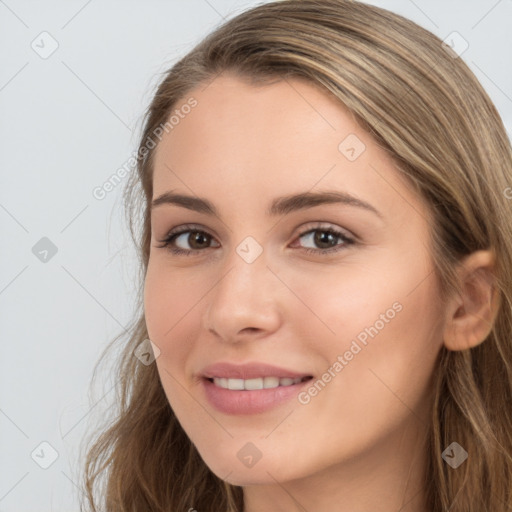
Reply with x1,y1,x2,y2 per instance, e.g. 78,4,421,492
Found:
144,72,497,512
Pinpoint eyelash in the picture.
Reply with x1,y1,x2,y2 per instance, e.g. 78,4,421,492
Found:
155,223,355,257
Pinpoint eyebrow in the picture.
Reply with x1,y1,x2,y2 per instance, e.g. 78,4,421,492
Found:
151,190,383,219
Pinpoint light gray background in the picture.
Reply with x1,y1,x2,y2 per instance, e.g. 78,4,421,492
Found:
1,1,511,510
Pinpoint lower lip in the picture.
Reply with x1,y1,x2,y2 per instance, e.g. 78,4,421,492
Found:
202,378,313,415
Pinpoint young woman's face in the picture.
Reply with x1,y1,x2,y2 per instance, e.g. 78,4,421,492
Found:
144,73,445,486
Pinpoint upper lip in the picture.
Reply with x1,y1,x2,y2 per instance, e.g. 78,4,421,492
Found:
201,362,313,380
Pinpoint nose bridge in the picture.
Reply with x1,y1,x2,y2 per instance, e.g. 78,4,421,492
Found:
203,239,281,340
214,239,270,309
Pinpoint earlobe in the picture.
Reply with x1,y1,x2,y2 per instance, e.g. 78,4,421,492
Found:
443,250,500,351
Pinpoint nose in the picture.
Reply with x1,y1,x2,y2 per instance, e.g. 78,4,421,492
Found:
202,246,282,344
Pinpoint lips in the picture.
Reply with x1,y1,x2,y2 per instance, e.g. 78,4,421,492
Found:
201,361,312,380
199,361,314,414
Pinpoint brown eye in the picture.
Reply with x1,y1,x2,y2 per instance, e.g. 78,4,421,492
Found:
157,226,220,256
312,230,339,249
295,227,354,254
179,231,212,250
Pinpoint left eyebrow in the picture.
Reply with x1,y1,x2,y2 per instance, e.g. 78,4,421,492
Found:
150,189,383,219
268,190,383,219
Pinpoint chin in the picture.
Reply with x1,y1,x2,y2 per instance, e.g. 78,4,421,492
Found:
198,447,303,486
211,465,283,486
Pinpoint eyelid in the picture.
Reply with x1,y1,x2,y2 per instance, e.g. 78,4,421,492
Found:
165,223,217,241
159,221,356,240
291,221,356,241
153,223,213,255
155,221,357,255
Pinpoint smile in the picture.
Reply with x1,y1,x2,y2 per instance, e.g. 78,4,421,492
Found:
210,376,311,390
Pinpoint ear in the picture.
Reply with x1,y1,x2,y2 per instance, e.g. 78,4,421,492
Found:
443,250,500,351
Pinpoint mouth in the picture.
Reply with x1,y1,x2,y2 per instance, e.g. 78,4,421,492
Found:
205,375,313,390
199,361,315,414
201,374,314,415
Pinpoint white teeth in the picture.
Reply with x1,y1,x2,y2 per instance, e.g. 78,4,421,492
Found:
264,376,281,388
227,378,244,390
212,376,306,390
245,378,265,390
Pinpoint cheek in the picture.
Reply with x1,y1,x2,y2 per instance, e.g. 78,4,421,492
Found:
303,250,443,357
297,256,444,433
286,249,442,381
143,261,205,366
143,262,209,422
277,258,403,352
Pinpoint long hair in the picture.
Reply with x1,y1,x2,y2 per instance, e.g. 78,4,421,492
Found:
80,1,512,510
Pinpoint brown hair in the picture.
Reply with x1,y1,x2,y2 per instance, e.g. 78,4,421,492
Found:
80,1,512,510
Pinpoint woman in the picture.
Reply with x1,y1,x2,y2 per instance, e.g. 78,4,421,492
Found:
81,1,512,511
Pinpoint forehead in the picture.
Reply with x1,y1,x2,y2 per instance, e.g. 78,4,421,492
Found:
151,72,430,225
153,72,357,171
